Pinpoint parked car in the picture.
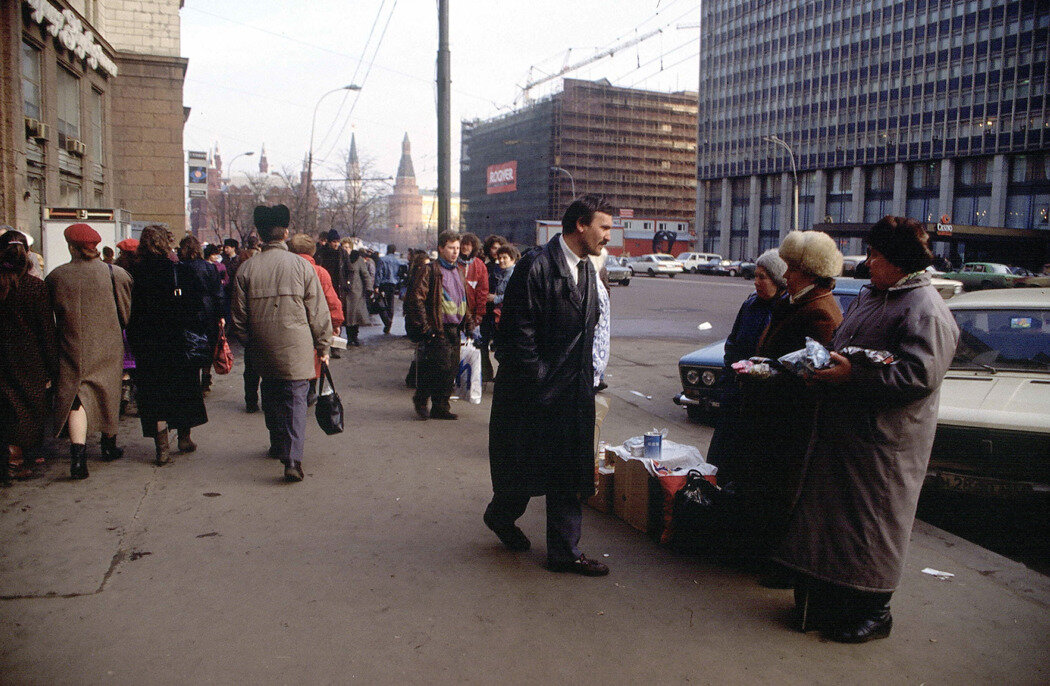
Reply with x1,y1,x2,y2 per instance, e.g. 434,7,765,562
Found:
677,252,723,274
626,253,684,277
926,287,1050,499
673,278,868,421
841,255,868,277
722,258,756,278
926,268,964,299
942,262,1025,291
604,254,631,286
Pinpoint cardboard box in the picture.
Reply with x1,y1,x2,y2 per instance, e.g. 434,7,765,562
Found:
586,466,615,513
612,452,661,535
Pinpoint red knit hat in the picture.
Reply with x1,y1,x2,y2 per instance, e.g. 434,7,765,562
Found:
116,238,139,252
64,223,102,249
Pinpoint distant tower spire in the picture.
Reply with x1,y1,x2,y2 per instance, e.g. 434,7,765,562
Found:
347,133,361,197
259,144,269,174
396,132,416,181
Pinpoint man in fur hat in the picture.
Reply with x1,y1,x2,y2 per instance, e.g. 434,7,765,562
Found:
231,205,333,482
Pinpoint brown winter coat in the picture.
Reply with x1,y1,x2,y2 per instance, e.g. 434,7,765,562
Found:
46,256,132,436
404,261,475,339
231,241,332,381
775,275,959,592
0,274,58,449
756,286,842,359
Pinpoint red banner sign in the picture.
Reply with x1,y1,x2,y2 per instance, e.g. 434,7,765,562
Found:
486,161,517,194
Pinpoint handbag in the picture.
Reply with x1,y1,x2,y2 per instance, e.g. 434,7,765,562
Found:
366,289,383,315
315,361,344,435
213,323,234,375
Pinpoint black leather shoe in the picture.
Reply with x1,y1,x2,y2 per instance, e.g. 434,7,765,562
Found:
284,462,304,482
430,409,458,420
413,397,429,419
100,434,124,462
245,400,260,414
548,555,609,577
483,511,531,551
824,611,892,643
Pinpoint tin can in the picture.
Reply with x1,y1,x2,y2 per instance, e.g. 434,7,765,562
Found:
643,431,662,461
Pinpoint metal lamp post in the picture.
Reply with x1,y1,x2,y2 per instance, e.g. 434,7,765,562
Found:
550,165,576,199
307,84,362,233
763,134,799,233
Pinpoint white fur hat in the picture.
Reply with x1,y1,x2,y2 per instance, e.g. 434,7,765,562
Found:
778,230,843,279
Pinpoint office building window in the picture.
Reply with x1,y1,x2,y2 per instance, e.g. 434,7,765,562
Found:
57,68,80,145
22,42,41,120
954,157,993,226
1005,154,1050,230
91,89,103,159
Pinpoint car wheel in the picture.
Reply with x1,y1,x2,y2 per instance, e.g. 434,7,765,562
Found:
622,278,630,287
690,266,698,274
648,268,656,277
727,269,737,277
686,405,705,422
668,273,676,278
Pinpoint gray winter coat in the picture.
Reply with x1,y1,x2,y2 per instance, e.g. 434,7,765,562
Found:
775,274,959,592
231,241,332,381
343,254,373,327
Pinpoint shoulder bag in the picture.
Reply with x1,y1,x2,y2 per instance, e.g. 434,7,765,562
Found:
173,263,212,365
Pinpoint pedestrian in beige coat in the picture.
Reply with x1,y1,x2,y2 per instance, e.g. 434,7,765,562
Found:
231,205,332,482
45,223,132,479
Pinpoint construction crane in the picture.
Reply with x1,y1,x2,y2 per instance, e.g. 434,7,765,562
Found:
516,27,663,104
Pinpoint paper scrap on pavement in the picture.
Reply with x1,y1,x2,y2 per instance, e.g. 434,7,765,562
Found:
630,390,652,400
921,567,955,580
697,321,713,331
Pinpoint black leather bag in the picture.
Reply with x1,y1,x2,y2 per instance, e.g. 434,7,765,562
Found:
172,265,212,365
668,470,744,558
315,362,344,435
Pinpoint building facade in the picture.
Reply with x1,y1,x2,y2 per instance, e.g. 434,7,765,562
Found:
387,133,423,245
461,78,699,247
696,0,1049,267
0,0,187,250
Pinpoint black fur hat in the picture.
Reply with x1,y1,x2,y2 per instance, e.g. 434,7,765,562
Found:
253,204,291,239
866,216,934,274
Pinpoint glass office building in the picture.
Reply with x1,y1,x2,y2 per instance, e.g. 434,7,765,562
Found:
696,0,1050,266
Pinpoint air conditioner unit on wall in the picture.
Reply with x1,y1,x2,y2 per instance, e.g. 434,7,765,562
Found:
33,123,50,141
64,138,86,155
24,117,41,139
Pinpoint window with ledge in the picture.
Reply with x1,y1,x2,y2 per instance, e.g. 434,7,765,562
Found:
57,67,81,146
22,42,41,120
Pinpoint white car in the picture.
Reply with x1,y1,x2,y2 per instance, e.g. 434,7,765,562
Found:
929,288,1050,498
677,252,723,274
626,254,685,278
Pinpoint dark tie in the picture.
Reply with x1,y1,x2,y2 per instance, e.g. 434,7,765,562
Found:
577,259,587,294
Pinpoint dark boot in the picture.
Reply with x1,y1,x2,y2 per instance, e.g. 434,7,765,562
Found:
284,461,304,482
1,446,11,486
70,444,89,480
100,434,124,461
154,429,171,465
177,428,196,453
824,591,893,643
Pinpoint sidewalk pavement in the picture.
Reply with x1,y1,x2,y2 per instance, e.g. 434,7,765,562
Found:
2,327,1048,684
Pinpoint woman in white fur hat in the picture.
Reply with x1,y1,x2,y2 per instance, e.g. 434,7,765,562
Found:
730,231,843,586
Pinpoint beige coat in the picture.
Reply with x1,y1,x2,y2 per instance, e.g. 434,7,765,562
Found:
46,256,132,436
231,241,332,381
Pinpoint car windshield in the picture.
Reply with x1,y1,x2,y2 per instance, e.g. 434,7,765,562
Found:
655,255,675,262
951,309,1050,372
834,293,858,312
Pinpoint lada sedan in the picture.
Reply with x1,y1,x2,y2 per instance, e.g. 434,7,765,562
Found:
927,288,1050,499
626,254,684,278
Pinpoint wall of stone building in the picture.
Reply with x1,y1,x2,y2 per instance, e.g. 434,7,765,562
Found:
109,51,186,234
102,0,180,57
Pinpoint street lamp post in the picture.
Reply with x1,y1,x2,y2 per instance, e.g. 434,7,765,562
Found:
550,165,576,199
307,84,362,234
223,151,254,240
763,134,799,233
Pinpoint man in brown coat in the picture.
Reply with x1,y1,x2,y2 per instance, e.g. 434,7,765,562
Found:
46,223,132,479
231,205,332,482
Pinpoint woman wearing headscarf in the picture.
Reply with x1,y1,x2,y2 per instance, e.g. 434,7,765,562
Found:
127,226,212,465
731,231,843,582
0,231,58,483
342,240,374,346
704,249,789,470
46,224,132,479
776,217,959,643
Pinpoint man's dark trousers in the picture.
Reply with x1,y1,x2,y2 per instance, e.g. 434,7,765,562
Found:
485,490,582,564
260,377,309,467
413,324,460,413
244,352,261,407
378,283,398,332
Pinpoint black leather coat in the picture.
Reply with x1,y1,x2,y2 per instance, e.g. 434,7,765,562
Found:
489,236,598,497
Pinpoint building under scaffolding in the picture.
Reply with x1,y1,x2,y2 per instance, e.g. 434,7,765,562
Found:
460,78,699,246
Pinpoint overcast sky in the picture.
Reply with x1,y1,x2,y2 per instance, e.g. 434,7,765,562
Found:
180,0,702,192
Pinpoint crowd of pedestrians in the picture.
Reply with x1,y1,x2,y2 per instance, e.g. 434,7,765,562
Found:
0,201,958,644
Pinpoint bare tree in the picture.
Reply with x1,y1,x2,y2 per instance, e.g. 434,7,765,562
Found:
313,148,392,242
